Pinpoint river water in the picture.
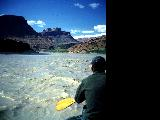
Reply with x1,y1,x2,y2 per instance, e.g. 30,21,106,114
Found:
0,52,106,120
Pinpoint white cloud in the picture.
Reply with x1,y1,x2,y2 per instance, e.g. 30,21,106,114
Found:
36,20,46,27
73,33,106,39
0,14,5,16
71,30,94,34
71,25,106,39
74,3,85,8
27,20,36,25
82,30,94,34
94,25,106,32
71,29,81,34
89,3,100,9
27,20,46,27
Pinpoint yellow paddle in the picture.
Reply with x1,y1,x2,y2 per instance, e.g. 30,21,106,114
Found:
56,97,76,111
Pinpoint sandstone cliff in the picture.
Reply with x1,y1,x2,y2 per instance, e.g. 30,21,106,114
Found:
68,35,106,53
40,28,80,49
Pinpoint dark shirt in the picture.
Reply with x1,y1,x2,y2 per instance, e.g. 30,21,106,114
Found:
75,71,107,120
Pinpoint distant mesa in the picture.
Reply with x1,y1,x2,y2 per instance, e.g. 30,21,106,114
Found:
42,28,70,35
42,27,71,37
41,27,79,48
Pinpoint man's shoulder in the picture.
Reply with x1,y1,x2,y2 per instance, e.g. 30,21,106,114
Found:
83,74,93,80
92,72,106,78
84,72,106,79
81,75,93,84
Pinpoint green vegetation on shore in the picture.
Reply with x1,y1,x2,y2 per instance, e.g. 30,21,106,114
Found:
87,48,106,54
46,47,106,54
48,48,69,53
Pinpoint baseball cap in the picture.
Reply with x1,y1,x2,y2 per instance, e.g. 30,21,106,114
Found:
91,56,106,66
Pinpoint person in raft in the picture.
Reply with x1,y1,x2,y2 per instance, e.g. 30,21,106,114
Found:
66,56,108,120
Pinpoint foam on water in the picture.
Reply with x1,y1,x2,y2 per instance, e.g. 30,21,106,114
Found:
0,53,106,120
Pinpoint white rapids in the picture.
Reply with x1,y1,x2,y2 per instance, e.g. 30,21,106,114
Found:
0,52,106,120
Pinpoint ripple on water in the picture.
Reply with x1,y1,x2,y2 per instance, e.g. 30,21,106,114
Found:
0,53,106,120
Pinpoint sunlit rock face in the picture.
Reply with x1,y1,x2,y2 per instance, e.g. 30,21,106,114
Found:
68,35,106,53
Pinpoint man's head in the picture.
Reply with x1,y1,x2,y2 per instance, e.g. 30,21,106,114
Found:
90,56,106,72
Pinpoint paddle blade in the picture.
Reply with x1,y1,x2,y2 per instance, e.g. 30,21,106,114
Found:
56,98,75,111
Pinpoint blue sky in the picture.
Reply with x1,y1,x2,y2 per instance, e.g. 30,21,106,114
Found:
0,0,106,39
